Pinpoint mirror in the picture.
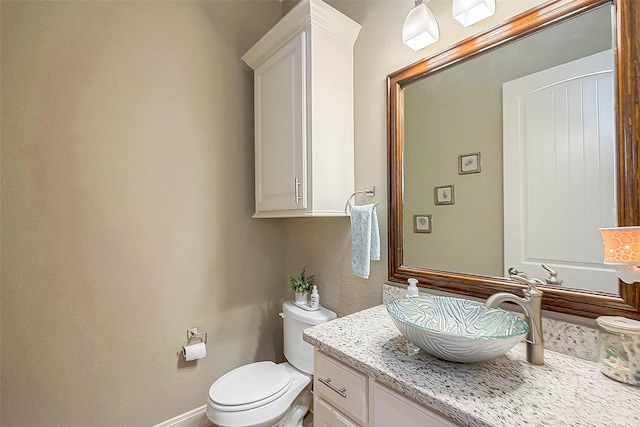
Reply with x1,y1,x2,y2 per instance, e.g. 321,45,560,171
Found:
388,0,640,319
403,6,616,292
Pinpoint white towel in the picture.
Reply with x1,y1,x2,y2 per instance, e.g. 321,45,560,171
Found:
351,204,380,279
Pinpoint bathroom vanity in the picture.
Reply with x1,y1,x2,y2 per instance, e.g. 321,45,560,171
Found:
304,305,640,427
314,349,459,426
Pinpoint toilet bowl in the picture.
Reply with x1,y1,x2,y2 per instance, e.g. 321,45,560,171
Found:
205,301,337,427
206,362,310,427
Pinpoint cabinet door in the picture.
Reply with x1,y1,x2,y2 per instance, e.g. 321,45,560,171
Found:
371,382,459,427
253,31,307,213
315,397,361,427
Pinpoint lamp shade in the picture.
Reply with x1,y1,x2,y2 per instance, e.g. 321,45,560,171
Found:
600,226,640,284
600,227,640,264
453,0,496,27
403,3,440,51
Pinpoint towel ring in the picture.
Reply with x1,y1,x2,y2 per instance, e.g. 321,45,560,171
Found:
345,187,376,215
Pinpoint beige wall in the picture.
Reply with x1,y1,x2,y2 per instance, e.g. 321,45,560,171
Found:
1,1,284,426
1,0,553,425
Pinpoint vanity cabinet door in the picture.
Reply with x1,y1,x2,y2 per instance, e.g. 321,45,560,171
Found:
371,381,460,427
315,397,361,427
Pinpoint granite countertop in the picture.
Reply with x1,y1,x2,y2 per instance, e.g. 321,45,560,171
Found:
303,305,640,427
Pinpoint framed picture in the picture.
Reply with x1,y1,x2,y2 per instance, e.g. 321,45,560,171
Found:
459,152,481,174
413,214,432,233
434,185,455,205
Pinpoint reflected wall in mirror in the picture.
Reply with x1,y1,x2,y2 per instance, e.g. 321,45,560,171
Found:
388,0,640,319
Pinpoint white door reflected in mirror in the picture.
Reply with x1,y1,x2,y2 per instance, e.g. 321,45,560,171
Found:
503,49,617,294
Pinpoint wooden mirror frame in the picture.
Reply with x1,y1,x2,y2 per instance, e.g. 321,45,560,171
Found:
388,0,640,319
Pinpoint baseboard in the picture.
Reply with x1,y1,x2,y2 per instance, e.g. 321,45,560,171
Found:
152,405,212,427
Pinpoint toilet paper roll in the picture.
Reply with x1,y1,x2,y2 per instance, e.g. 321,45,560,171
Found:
183,342,206,361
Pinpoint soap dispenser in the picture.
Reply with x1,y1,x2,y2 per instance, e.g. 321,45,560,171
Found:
309,285,320,310
406,278,419,298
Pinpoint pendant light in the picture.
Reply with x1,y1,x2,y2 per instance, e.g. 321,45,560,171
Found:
452,0,496,27
402,0,440,51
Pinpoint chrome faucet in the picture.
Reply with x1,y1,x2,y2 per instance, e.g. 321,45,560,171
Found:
541,263,563,286
507,267,528,279
486,275,544,365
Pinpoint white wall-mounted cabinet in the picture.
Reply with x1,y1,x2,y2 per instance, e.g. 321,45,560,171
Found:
241,0,361,218
314,350,461,427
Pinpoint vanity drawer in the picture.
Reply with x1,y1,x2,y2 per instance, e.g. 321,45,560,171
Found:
314,350,368,425
371,380,461,427
314,397,360,427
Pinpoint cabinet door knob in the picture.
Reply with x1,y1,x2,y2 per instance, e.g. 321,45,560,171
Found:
318,376,347,398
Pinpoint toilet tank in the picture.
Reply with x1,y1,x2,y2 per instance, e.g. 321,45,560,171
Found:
282,301,337,375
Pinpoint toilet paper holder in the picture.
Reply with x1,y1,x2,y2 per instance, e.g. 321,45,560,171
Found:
187,327,207,344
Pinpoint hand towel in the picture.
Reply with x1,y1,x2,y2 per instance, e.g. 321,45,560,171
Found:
351,203,380,279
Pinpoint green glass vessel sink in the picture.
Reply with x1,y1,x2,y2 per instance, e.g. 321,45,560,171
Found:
386,295,528,363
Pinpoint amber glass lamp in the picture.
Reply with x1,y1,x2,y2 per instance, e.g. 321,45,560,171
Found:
599,226,640,284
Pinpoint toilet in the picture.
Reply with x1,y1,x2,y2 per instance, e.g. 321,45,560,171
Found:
206,301,337,427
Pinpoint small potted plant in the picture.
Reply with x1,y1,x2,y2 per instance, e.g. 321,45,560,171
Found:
290,267,315,306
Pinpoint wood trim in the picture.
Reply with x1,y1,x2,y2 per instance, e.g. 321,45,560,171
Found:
616,0,640,317
387,0,640,319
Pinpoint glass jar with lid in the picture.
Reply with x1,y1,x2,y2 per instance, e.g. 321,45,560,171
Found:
596,316,640,386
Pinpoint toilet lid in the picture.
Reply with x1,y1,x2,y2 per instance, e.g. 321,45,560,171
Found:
209,361,292,410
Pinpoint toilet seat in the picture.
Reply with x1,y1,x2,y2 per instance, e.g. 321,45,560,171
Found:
209,362,292,411
206,362,312,427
